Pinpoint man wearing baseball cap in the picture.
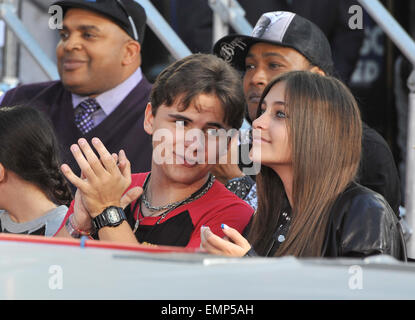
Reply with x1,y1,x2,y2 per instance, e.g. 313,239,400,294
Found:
212,11,401,217
0,0,152,189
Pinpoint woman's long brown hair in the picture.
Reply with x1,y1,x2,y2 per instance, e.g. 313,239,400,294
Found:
248,71,362,257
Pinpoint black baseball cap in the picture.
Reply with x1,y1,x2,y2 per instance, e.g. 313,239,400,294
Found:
52,0,146,43
213,11,334,75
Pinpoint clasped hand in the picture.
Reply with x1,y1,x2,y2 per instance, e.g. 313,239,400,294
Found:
61,138,141,220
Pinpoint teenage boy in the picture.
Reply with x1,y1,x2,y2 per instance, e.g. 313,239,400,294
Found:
56,54,254,248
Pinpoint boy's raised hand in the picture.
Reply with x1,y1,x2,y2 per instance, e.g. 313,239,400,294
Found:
61,137,132,218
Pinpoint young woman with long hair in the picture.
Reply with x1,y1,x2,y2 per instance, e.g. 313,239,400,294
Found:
201,71,406,260
0,106,72,236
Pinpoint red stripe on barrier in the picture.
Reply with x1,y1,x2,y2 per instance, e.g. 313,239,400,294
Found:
0,233,199,254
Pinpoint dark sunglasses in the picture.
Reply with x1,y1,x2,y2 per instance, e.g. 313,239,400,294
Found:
115,0,139,41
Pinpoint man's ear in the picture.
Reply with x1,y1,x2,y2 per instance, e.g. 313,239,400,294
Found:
309,65,326,76
122,40,141,66
0,163,6,183
143,102,154,135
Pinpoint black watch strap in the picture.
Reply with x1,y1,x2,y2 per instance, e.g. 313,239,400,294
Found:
92,206,126,230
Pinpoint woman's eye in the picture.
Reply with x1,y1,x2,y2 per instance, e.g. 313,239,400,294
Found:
176,120,186,127
275,111,287,119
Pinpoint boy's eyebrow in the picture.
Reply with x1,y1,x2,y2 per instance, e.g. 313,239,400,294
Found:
168,114,225,129
168,114,193,122
206,121,225,129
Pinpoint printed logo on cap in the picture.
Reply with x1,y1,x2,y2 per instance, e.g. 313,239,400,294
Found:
219,37,247,63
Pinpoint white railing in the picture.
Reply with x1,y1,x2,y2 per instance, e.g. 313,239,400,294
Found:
134,0,190,59
0,0,192,90
0,1,59,82
358,0,415,258
208,0,253,44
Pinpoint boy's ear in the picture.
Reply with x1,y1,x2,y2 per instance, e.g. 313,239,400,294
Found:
143,102,154,135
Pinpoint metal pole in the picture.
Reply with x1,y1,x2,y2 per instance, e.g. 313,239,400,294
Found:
135,0,191,59
212,0,229,46
357,0,415,257
0,3,59,80
1,0,19,88
406,69,415,257
208,0,252,130
208,0,252,36
357,0,415,65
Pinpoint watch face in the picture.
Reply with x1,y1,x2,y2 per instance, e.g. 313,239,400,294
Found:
107,208,120,223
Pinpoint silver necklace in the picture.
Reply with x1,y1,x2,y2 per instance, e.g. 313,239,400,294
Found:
133,174,215,233
142,174,215,212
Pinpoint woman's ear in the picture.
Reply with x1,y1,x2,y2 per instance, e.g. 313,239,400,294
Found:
143,102,154,135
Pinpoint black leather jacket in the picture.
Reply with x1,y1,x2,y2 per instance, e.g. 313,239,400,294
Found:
321,182,406,261
246,182,407,261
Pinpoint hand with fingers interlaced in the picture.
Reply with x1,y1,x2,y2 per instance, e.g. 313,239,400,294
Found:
61,137,140,219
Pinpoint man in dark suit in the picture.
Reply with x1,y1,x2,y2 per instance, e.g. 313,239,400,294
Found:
1,0,153,189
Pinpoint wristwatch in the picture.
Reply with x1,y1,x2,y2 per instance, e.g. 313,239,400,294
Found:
92,206,126,231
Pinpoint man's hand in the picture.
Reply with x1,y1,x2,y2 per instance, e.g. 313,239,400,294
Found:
61,137,132,218
211,133,244,184
72,188,94,232
73,184,143,230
